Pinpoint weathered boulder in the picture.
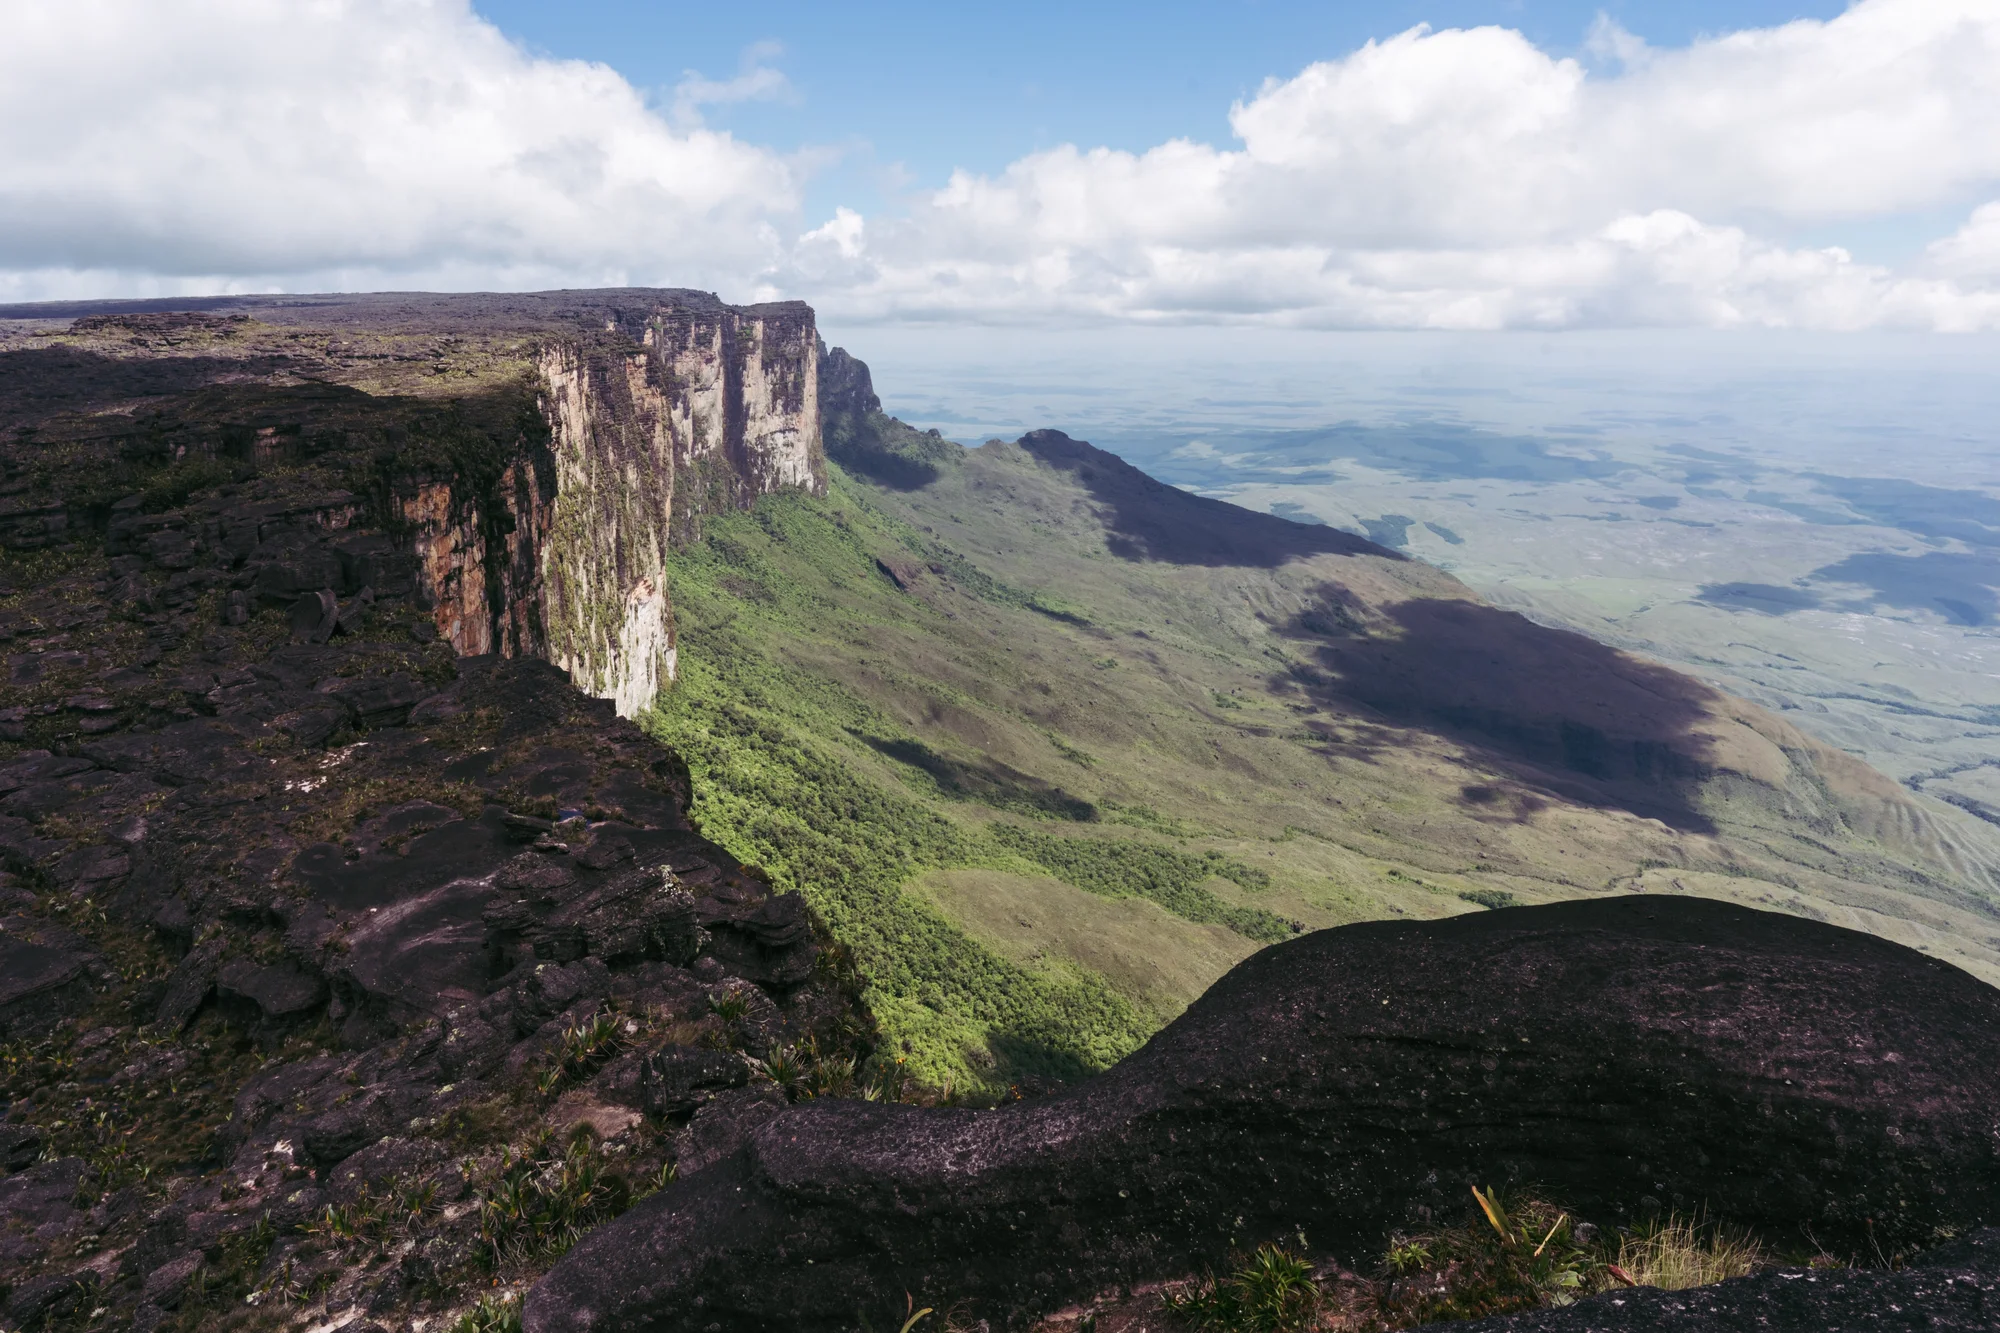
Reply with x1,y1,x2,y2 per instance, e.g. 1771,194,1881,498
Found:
152,936,224,1033
215,958,327,1030
672,1084,787,1177
526,896,2000,1333
0,1158,87,1246
639,1046,753,1117
4,1268,98,1329
0,1123,43,1170
140,1251,203,1308
1459,1227,2000,1331
0,919,96,1038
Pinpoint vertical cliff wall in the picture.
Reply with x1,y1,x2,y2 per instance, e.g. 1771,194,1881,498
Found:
534,296,822,715
388,292,823,715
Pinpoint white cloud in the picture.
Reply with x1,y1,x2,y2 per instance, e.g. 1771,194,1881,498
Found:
785,0,2000,329
3,0,2000,328
0,0,797,299
1927,201,2000,286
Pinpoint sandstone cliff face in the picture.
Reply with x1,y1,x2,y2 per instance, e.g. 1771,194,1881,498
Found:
232,291,830,715
534,297,822,715
398,458,554,661
0,291,824,717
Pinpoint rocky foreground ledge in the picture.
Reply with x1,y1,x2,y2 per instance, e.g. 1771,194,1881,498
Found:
1458,1227,2000,1331
0,462,873,1330
527,896,2000,1332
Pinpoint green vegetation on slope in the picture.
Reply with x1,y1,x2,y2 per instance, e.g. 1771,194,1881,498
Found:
646,433,2000,1092
990,825,1297,944
649,648,1156,1087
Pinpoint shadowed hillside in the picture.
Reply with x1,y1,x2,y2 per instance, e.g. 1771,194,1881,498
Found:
643,361,2000,1090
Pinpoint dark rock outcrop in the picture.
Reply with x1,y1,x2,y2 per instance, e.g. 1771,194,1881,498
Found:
1459,1226,2000,1331
4,1267,99,1329
527,896,2000,1332
0,293,867,1327
0,914,98,1037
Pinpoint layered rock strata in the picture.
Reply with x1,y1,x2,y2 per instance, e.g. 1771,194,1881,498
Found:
526,896,2000,1332
536,299,820,714
0,290,826,717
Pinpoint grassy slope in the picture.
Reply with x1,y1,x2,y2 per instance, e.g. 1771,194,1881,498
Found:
643,433,2000,1092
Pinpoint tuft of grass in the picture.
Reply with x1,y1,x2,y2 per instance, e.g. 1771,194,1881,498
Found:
474,1128,632,1268
1615,1214,1764,1290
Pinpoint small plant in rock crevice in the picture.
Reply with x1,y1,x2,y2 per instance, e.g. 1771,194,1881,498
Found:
707,989,751,1022
452,1290,525,1333
1164,1243,1323,1332
1373,1186,1599,1324
474,1127,632,1269
534,1010,624,1095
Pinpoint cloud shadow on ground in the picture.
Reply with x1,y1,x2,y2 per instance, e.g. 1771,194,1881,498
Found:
1016,429,1390,567
1276,588,1724,833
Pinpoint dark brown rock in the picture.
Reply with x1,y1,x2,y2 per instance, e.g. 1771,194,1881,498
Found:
215,958,327,1026
527,897,2000,1333
0,919,96,1038
0,1158,86,1243
140,1251,203,1308
639,1046,752,1117
0,1122,43,1170
672,1084,787,1176
288,588,338,643
699,888,816,987
152,936,224,1033
4,1268,98,1329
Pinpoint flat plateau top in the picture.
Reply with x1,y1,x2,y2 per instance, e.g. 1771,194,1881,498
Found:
0,287,810,329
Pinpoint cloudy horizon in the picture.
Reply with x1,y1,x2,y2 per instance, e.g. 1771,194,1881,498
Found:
4,0,2000,330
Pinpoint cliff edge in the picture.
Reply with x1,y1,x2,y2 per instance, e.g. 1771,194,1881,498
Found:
0,288,825,716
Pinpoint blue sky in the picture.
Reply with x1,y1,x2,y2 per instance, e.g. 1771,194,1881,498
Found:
476,1,1853,226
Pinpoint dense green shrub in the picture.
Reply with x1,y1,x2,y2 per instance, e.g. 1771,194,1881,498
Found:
990,825,1298,944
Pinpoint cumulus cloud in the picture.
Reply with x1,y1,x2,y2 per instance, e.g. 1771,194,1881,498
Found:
1927,201,2000,287
0,0,797,299
3,0,1999,328
785,0,2000,328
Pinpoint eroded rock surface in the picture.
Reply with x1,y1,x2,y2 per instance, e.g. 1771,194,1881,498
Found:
528,897,2000,1332
0,294,867,1331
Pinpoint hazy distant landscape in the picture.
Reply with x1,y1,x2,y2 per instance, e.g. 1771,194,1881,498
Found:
857,327,2000,827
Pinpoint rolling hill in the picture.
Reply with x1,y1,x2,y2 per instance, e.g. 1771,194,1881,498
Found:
640,352,2000,1091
